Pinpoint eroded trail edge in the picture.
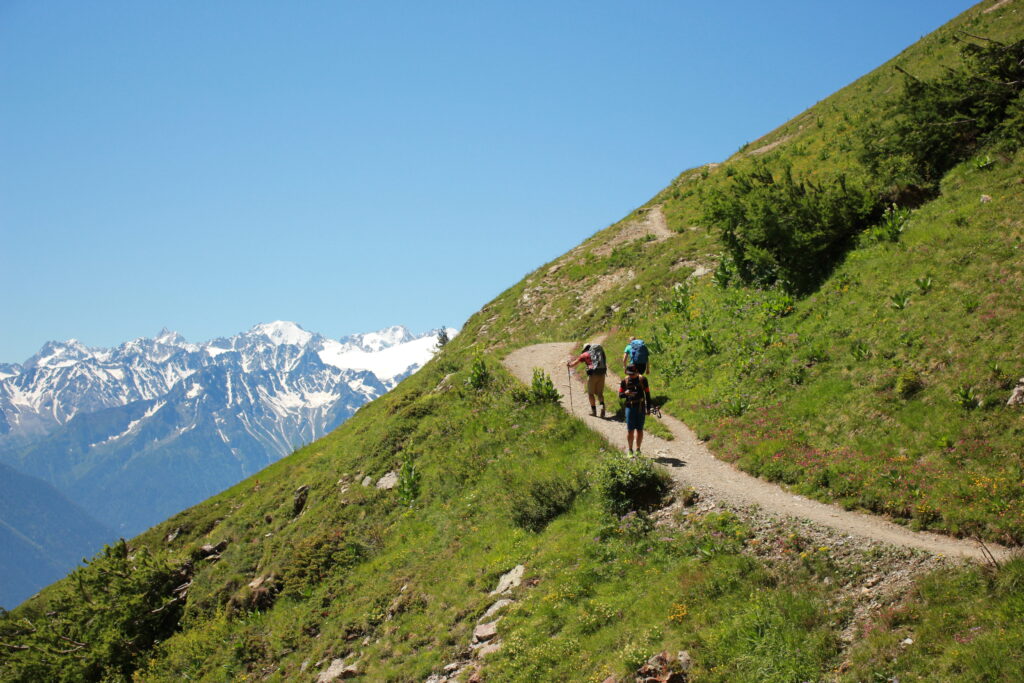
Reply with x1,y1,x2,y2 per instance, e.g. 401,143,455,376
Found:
504,342,1013,562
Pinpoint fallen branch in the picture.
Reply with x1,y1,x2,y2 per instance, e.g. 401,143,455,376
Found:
1,641,30,651
973,535,1002,570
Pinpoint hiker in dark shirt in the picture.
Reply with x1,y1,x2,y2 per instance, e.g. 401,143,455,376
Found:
618,364,651,455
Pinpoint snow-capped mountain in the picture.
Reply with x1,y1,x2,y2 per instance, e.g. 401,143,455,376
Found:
0,323,456,535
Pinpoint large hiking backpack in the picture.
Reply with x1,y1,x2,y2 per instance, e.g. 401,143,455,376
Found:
587,344,607,374
622,374,645,405
628,339,649,366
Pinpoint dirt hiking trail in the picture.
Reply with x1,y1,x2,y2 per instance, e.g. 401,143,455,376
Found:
504,342,1014,563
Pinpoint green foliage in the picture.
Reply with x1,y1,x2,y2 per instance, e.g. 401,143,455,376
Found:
529,368,561,404
465,356,492,390
850,340,872,361
660,281,692,316
914,274,933,294
0,541,185,682
595,452,672,516
506,470,586,532
280,531,366,599
889,291,911,310
760,289,795,318
711,257,734,289
870,204,911,242
895,369,924,399
694,323,718,356
396,458,422,507
952,384,979,410
703,162,881,294
720,394,750,417
861,37,1024,191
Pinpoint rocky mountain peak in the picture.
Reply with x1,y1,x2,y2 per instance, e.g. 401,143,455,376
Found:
249,321,315,347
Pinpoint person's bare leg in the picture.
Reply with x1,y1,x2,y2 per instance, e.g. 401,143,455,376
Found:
636,429,644,454
627,429,635,453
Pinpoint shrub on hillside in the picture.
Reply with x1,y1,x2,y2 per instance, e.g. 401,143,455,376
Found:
465,356,492,390
0,541,186,681
895,369,924,399
702,163,882,294
596,452,672,516
280,531,366,598
396,458,422,507
506,471,586,532
861,37,1024,193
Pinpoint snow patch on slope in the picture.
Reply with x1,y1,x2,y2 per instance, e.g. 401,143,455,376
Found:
251,321,313,347
319,328,456,381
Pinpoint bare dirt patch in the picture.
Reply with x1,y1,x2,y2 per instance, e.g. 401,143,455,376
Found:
592,205,674,256
748,134,793,156
984,0,1013,13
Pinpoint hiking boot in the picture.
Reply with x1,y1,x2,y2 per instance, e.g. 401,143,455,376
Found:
590,406,597,417
627,449,634,456
599,405,606,418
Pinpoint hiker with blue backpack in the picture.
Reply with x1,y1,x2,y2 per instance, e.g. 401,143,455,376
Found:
567,343,608,418
622,337,650,375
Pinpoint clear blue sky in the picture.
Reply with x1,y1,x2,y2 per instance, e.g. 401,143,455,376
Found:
1,1,976,362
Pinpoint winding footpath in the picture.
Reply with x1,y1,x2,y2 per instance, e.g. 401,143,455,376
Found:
504,342,1014,563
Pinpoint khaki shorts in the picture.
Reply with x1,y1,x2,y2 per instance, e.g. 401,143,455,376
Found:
586,372,606,399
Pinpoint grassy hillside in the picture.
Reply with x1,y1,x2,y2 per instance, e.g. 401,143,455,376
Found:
3,2,1024,681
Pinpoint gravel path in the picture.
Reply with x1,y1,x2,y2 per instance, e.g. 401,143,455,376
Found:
504,342,1014,563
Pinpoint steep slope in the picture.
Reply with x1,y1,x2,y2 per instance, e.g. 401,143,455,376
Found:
2,2,1023,682
504,343,1011,561
0,462,113,609
463,3,1024,543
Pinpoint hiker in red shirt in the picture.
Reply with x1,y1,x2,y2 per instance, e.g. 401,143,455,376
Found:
567,343,608,417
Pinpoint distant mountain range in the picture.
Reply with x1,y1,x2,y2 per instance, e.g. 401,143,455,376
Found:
0,461,113,610
0,322,454,606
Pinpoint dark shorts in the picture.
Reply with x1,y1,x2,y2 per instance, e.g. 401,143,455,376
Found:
624,404,646,431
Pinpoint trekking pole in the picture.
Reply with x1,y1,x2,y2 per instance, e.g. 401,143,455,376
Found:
566,363,574,415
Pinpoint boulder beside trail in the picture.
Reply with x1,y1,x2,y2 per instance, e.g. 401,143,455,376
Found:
376,471,400,490
480,598,514,621
1007,378,1024,406
472,620,499,643
316,658,358,682
490,565,525,595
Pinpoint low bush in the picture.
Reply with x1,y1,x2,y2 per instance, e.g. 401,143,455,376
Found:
465,356,492,390
596,452,672,516
507,471,585,532
529,368,561,403
895,370,924,399
280,531,366,598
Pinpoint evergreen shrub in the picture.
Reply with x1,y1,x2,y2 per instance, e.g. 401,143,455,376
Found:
703,163,882,294
596,453,672,516
861,37,1024,192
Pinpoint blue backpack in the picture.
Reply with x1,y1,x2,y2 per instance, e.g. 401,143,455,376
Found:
628,339,649,366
